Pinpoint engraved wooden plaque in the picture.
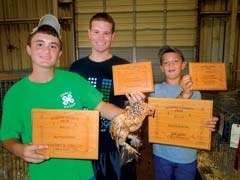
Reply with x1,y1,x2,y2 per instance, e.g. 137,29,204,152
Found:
112,61,154,95
148,97,213,150
32,109,99,159
189,62,227,90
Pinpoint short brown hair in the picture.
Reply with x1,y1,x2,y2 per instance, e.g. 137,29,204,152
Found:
158,45,185,65
27,25,63,50
89,12,115,33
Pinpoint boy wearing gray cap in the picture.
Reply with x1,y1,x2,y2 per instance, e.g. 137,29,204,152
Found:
0,14,146,180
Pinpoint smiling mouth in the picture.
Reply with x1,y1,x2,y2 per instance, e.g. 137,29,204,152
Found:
168,69,175,72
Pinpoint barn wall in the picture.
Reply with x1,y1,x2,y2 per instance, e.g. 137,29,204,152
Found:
0,0,239,88
0,0,74,73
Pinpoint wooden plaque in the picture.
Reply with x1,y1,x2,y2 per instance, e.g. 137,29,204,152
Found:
148,97,213,150
189,62,227,90
32,109,99,159
112,61,154,95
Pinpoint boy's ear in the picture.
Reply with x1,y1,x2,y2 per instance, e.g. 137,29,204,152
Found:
26,45,31,56
160,65,164,72
111,32,115,40
181,61,187,70
58,51,62,59
88,29,91,39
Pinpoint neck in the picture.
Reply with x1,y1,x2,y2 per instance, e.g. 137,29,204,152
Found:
89,50,112,62
165,77,181,86
29,68,55,83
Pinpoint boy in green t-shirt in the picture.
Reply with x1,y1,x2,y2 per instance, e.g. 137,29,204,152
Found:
0,14,146,180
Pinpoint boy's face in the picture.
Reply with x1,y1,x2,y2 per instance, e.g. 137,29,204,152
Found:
160,52,186,80
88,20,115,53
26,32,62,69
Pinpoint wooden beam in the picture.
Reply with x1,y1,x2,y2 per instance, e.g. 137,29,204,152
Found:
52,0,58,17
0,17,72,24
200,11,230,16
229,0,238,64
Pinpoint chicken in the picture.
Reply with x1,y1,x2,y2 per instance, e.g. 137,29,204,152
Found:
109,101,154,165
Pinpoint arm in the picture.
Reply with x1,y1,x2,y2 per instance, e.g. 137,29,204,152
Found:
177,75,218,130
2,138,49,163
96,91,146,120
95,101,123,120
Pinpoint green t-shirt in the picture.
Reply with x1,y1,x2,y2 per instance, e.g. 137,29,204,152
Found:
0,69,103,180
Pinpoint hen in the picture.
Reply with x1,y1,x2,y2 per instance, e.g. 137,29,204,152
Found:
109,101,154,165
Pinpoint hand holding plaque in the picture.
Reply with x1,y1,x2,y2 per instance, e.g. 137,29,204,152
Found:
32,109,99,159
189,62,227,90
148,97,213,150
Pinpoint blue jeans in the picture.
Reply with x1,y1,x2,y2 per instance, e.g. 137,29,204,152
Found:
153,155,197,180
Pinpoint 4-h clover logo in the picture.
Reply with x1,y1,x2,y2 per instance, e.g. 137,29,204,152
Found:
62,92,75,106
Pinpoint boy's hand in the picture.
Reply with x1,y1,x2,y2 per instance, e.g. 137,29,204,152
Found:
204,116,219,132
126,91,146,104
19,143,49,163
179,74,193,98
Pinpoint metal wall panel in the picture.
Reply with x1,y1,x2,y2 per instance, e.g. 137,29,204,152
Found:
0,0,74,71
0,0,239,85
74,0,198,83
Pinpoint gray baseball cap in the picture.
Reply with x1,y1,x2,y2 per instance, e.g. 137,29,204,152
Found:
31,14,61,39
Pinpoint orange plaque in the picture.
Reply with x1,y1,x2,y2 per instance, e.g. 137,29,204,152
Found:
189,62,227,90
32,109,99,159
148,97,213,150
112,61,154,95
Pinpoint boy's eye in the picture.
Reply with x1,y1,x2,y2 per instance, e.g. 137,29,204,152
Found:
92,30,99,34
50,44,58,49
104,32,111,36
36,43,43,47
162,59,180,65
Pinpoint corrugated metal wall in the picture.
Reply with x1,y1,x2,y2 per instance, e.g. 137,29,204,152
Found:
0,0,239,87
75,0,198,83
0,0,74,73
